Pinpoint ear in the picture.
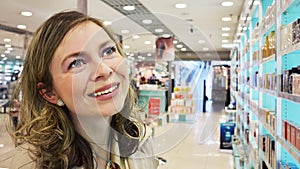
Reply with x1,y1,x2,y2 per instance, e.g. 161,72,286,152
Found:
37,82,59,105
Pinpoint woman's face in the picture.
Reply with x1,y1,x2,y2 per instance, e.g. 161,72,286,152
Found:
50,21,129,117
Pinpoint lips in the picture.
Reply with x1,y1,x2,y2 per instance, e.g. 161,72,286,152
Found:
89,82,120,97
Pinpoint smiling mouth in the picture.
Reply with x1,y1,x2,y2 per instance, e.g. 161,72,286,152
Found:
91,83,120,97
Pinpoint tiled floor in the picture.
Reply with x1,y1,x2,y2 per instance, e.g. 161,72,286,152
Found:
0,100,234,169
155,100,234,169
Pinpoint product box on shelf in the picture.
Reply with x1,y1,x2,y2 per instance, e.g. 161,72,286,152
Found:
290,123,296,148
296,124,300,151
287,122,291,143
283,120,288,140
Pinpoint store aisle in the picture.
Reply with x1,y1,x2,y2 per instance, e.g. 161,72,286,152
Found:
155,101,234,169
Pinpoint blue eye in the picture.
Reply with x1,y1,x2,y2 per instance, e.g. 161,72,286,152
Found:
103,46,117,57
68,59,85,69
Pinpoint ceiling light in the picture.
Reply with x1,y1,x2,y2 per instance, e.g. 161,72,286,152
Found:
123,5,135,11
132,35,140,39
162,34,171,38
121,29,129,34
222,33,230,36
237,33,244,36
103,21,112,25
16,55,21,59
142,19,152,24
248,0,260,6
222,39,229,43
234,39,241,43
155,28,163,33
123,45,130,49
222,27,231,31
21,11,32,16
203,47,209,51
3,38,11,42
176,44,183,48
17,24,26,29
7,48,13,51
222,43,238,48
181,48,187,51
147,53,152,57
222,17,232,21
4,51,10,54
144,41,151,45
175,3,187,9
1,54,5,57
5,44,11,48
198,40,206,44
221,1,234,7
173,40,178,44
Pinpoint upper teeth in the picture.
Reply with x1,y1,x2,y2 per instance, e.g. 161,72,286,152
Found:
93,84,118,97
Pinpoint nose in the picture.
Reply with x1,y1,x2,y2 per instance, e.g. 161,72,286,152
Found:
91,61,113,81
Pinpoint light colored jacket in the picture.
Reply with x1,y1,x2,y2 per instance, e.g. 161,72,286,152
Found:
0,128,158,169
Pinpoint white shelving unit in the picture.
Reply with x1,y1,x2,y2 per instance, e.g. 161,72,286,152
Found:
231,0,300,168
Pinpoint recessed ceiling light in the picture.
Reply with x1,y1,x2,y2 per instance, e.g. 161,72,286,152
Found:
198,40,206,44
3,38,11,42
175,3,187,9
121,29,129,34
203,47,209,51
123,5,135,11
5,44,11,48
221,1,234,7
147,53,152,57
123,45,130,49
155,28,163,33
222,39,229,43
181,48,187,51
1,54,5,57
5,50,10,54
17,24,26,29
162,34,171,38
173,40,178,44
234,39,241,43
176,44,183,48
222,33,230,36
222,27,231,31
16,55,21,59
222,17,232,21
142,19,152,24
132,34,140,39
21,11,32,16
103,21,112,25
144,41,151,45
7,47,13,51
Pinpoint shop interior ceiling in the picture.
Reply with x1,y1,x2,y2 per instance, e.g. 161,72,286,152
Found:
0,0,245,65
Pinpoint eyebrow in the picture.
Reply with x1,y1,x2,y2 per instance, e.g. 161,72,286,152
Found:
61,40,114,63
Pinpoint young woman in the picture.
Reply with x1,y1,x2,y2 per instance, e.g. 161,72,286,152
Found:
0,11,158,169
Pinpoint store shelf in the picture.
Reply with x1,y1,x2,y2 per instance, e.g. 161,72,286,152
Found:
261,88,276,96
279,42,300,57
259,150,273,169
277,137,300,164
261,54,275,64
279,92,300,103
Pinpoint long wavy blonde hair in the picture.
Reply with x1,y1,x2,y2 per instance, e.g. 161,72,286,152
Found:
11,11,144,169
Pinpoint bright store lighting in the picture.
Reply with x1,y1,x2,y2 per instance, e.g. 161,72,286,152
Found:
222,27,231,31
16,55,21,59
132,34,140,39
7,48,13,51
3,38,11,42
121,29,129,34
17,24,27,29
222,43,238,48
198,40,206,44
222,39,229,43
181,48,187,51
147,53,152,56
4,51,10,54
1,54,5,57
248,0,260,6
203,47,209,51
142,19,152,24
103,21,112,25
123,45,130,49
237,33,244,36
144,41,151,45
4,44,11,48
221,1,234,7
175,3,187,9
21,11,32,16
222,33,230,37
176,44,183,48
222,17,232,21
162,34,171,38
123,5,135,11
173,40,178,44
155,28,163,33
